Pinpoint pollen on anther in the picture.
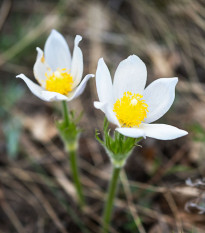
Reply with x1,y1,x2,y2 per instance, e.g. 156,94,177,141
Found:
41,56,45,63
113,92,148,128
45,68,73,95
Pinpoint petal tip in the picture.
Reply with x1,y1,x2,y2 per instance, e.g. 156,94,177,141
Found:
96,58,107,74
75,35,82,45
124,55,146,70
36,47,43,57
128,54,137,59
51,29,58,35
173,77,178,85
163,77,178,85
98,57,104,64
16,73,24,79
180,129,188,136
84,74,95,79
94,101,104,109
172,129,188,139
167,77,178,89
127,54,144,62
49,29,63,40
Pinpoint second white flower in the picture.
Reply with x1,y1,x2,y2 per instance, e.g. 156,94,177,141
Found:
17,29,94,102
94,55,187,140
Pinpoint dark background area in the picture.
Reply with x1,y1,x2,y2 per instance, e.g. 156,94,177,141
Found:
0,0,205,232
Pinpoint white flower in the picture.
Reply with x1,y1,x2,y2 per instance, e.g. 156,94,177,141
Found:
16,29,94,102
94,55,188,140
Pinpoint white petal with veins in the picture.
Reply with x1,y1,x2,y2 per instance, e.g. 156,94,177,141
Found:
41,91,69,102
113,55,147,100
116,127,146,138
94,55,187,140
96,58,114,104
140,123,188,140
71,35,83,88
17,74,71,102
44,29,71,71
94,101,120,126
33,47,51,88
94,101,105,110
143,78,178,123
16,74,46,101
66,74,94,101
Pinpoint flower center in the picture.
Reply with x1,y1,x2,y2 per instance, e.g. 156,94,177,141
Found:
113,91,148,127
45,68,73,95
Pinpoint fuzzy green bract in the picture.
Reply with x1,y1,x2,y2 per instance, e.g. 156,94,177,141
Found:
96,118,142,167
56,110,82,151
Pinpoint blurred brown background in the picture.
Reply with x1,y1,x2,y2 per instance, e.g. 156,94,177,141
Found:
0,0,205,232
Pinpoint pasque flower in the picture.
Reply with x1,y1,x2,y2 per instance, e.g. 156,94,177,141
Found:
17,30,94,101
94,55,187,140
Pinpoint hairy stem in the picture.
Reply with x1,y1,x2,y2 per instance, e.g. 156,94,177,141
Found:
102,166,121,233
61,101,85,207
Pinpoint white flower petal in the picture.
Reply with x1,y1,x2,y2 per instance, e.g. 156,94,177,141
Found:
94,101,120,126
143,78,178,123
94,101,105,110
66,74,94,101
16,74,69,102
16,74,45,101
44,29,71,71
140,123,188,140
33,47,51,88
104,105,120,127
96,58,114,104
41,91,69,102
113,55,147,100
71,35,83,88
116,127,145,138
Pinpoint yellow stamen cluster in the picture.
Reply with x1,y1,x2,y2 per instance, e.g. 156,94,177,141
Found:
45,69,73,95
113,92,148,127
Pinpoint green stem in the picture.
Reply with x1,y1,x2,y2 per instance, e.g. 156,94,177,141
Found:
62,101,69,126
61,101,85,207
69,148,85,207
102,166,121,233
